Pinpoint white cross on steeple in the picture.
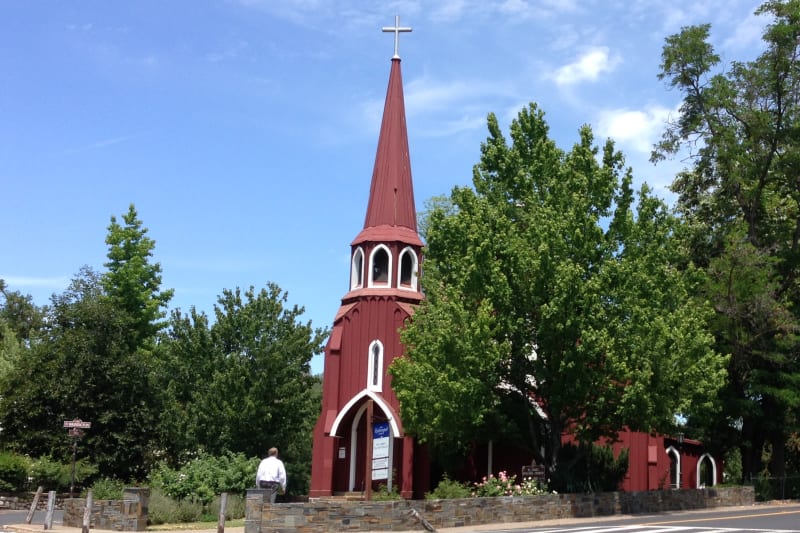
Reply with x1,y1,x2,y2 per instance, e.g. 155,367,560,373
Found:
382,15,412,59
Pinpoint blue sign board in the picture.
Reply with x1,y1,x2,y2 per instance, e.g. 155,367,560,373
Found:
373,422,390,439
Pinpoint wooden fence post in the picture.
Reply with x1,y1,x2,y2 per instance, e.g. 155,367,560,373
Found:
217,492,227,533
26,486,43,524
43,491,56,530
82,490,93,533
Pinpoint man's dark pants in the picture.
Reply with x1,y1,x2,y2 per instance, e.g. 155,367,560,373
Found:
259,481,279,503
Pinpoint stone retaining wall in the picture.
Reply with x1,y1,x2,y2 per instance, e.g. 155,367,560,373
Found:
0,492,66,511
63,488,149,531
246,486,754,533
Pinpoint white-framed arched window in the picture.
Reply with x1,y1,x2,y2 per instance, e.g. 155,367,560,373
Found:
368,245,392,287
666,446,681,489
397,247,418,291
367,340,383,392
351,247,365,290
696,453,717,488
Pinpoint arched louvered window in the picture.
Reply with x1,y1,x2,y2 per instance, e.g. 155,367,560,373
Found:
369,245,391,287
351,247,365,290
398,247,418,290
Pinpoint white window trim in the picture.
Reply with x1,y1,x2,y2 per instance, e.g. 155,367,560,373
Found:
351,247,365,290
367,340,383,392
397,247,418,291
368,244,392,287
696,453,717,488
666,446,681,489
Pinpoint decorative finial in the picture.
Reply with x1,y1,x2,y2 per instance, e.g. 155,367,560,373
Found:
382,15,412,59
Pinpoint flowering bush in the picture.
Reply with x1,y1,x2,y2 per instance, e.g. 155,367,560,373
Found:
472,471,550,497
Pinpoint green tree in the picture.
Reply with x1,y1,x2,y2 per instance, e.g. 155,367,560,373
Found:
653,0,800,481
0,280,45,344
154,307,216,465
390,104,726,478
0,268,158,480
103,204,173,350
159,284,326,495
0,281,46,387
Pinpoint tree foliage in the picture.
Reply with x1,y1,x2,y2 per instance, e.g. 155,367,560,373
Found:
157,284,326,495
0,268,158,480
391,103,726,477
103,204,173,349
0,207,325,492
653,0,800,481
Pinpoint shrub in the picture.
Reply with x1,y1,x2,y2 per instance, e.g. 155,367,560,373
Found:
86,477,125,500
473,471,517,497
0,452,30,492
28,456,97,493
426,475,471,499
148,487,200,524
147,487,178,525
372,483,402,501
550,443,629,493
148,451,257,505
207,493,246,520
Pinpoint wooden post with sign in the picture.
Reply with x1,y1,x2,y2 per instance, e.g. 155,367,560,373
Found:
63,419,91,498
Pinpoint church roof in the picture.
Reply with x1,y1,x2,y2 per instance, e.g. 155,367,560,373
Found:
352,57,422,247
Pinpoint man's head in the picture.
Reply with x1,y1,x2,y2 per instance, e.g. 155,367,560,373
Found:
269,447,278,457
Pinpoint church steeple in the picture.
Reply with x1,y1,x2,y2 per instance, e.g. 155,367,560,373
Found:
310,15,429,500
352,17,421,248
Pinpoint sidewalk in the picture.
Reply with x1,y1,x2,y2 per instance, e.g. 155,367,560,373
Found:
0,504,772,533
0,512,666,533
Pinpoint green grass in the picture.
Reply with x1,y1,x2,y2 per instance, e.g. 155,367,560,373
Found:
148,518,245,531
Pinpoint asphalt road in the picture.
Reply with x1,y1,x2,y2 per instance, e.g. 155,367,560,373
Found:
0,510,62,527
482,503,800,533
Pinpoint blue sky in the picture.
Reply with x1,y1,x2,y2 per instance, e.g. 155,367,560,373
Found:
1,1,766,373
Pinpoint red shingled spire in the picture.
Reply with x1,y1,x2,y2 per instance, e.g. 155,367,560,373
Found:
352,57,422,247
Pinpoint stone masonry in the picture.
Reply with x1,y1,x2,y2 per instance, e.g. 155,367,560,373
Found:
246,486,754,533
63,488,149,531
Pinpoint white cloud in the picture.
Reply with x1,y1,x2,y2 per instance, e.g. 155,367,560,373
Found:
722,11,767,52
429,0,468,21
357,75,515,137
552,47,620,86
596,105,675,154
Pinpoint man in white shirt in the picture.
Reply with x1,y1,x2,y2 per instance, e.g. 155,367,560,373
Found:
255,447,287,503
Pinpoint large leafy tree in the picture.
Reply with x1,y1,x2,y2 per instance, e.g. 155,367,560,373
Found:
0,206,173,481
0,268,158,480
157,284,326,495
653,0,800,481
390,104,726,477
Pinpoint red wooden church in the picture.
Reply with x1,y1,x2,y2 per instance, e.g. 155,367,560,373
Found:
309,18,429,499
310,18,722,499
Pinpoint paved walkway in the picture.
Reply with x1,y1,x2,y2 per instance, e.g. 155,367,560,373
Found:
2,505,778,533
0,512,679,533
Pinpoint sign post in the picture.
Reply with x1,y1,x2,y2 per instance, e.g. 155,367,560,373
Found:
371,422,390,485
63,419,91,498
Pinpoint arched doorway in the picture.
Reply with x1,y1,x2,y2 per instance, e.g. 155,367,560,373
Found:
329,392,401,494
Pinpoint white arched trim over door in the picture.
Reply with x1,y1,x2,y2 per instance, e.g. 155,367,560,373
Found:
665,445,681,489
348,403,396,492
328,389,402,438
696,453,718,488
